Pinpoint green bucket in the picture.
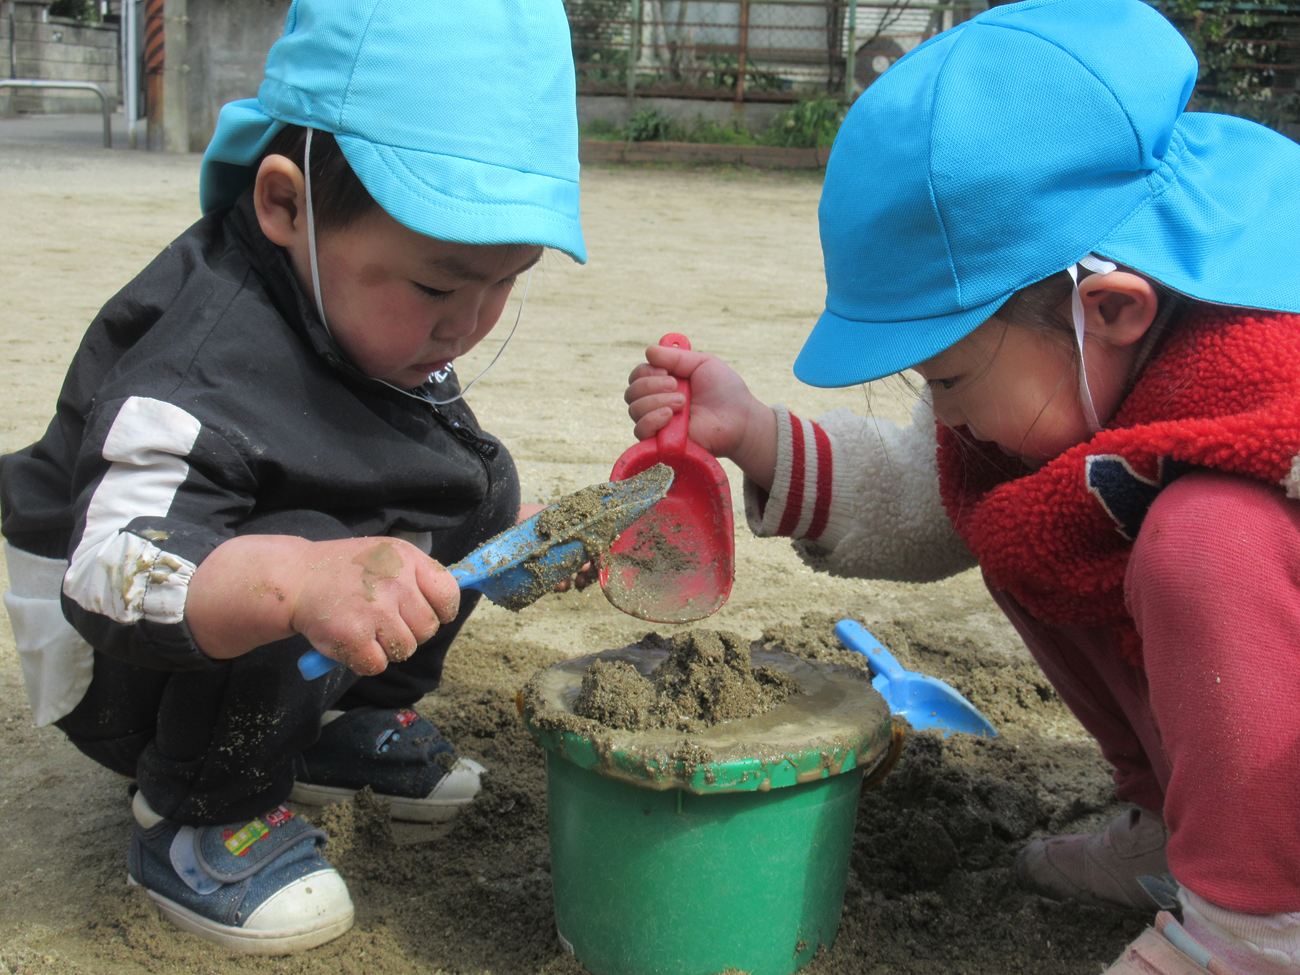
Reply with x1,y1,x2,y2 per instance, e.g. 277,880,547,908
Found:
522,644,894,975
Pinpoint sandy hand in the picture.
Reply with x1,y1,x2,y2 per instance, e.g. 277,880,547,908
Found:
289,537,459,675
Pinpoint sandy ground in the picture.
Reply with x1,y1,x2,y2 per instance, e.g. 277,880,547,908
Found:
0,123,1146,974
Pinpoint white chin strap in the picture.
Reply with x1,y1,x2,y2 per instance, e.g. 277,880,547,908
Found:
304,128,330,340
1067,254,1118,434
302,128,529,407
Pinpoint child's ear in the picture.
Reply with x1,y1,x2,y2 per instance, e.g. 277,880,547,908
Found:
253,154,307,248
1079,271,1159,347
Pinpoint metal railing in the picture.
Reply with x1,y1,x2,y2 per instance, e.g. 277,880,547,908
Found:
567,0,953,104
0,79,113,147
568,1,1299,129
1156,4,1300,131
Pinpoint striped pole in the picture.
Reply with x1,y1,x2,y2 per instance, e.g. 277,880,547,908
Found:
143,0,163,149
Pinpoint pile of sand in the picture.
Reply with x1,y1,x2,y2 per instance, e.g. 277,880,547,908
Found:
571,630,799,732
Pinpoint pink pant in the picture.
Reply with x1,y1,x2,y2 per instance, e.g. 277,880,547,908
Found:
990,471,1300,915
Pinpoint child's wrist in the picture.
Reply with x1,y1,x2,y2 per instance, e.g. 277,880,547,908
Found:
187,534,313,658
728,399,778,491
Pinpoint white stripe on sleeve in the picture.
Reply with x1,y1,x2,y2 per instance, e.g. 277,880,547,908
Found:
63,397,203,625
791,414,820,539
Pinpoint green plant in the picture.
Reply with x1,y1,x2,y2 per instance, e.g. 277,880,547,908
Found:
1150,0,1299,132
566,0,631,85
762,97,846,149
49,0,93,19
584,113,762,145
583,118,624,140
627,107,684,142
685,115,756,145
693,53,786,93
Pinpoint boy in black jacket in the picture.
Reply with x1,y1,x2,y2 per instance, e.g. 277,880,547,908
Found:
0,0,585,954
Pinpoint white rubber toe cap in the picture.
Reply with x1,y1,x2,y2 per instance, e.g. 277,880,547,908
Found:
243,868,354,932
144,867,354,955
428,757,486,804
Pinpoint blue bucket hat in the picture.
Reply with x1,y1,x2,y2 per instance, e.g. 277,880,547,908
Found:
796,0,1300,387
199,0,586,263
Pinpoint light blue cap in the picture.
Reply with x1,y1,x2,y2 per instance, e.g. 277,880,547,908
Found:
796,0,1300,387
199,0,586,263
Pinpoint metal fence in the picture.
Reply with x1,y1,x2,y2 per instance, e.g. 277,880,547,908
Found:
1178,11,1299,99
566,0,966,104
1154,2,1300,131
567,0,1300,131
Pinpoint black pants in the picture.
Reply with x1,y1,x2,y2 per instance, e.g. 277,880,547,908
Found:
55,479,519,826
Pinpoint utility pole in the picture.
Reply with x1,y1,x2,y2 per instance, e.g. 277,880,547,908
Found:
144,0,163,149
122,0,137,147
161,0,186,152
734,0,749,113
626,0,640,111
844,0,858,102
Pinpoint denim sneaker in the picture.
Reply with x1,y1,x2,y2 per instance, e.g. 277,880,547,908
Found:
127,791,354,955
289,707,486,823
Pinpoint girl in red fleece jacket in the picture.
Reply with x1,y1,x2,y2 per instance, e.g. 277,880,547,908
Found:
625,1,1300,973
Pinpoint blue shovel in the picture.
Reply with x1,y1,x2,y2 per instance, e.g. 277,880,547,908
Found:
297,466,674,680
835,618,997,738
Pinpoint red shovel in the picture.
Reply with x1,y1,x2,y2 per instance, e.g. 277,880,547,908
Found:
599,333,735,623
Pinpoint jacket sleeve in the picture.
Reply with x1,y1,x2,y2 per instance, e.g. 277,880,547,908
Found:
744,397,976,582
60,395,256,670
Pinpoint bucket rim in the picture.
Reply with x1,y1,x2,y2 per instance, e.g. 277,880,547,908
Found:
520,645,895,795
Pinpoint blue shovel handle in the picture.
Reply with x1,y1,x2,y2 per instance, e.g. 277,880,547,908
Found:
834,619,905,698
296,564,473,680
297,651,341,681
834,618,997,738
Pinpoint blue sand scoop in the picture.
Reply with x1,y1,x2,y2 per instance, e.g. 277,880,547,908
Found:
835,619,996,738
297,467,674,680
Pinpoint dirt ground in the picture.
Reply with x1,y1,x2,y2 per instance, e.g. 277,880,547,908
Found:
0,125,1146,974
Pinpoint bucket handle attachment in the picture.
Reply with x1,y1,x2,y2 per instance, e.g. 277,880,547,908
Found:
861,716,907,792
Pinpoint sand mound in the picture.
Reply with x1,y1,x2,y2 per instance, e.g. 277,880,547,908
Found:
571,630,799,732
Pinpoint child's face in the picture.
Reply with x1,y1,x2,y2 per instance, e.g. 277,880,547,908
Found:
303,207,541,390
914,314,1140,468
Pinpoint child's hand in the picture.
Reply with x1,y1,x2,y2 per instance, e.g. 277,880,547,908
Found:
187,535,459,674
624,344,778,490
286,538,459,675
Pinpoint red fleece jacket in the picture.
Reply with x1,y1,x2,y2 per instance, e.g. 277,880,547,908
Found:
936,309,1300,665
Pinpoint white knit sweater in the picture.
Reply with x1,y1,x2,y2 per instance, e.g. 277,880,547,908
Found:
743,397,976,582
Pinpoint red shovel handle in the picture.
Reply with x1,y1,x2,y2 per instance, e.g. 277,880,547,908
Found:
657,333,691,458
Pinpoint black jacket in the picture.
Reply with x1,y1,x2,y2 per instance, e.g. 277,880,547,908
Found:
0,191,517,671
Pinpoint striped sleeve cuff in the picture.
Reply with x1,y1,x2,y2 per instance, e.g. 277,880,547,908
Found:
744,406,834,540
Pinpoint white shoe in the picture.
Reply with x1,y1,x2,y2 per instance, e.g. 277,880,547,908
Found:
290,757,487,823
290,707,486,823
128,791,354,955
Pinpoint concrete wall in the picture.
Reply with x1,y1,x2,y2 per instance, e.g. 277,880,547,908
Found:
1,0,119,115
578,93,786,133
184,0,287,151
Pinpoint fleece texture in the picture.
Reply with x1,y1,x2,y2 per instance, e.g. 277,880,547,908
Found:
745,398,975,582
937,310,1300,666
